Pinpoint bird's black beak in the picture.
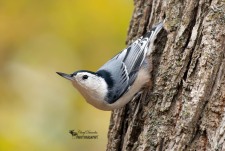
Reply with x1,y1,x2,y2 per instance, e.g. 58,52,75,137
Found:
56,72,74,81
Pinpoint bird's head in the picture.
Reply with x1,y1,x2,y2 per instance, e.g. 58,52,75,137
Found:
56,70,108,102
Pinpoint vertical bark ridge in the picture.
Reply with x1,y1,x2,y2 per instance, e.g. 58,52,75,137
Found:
107,0,225,150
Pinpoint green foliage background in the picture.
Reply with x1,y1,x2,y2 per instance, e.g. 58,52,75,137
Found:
0,0,133,150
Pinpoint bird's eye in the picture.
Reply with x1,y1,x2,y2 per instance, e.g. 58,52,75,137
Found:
82,75,88,80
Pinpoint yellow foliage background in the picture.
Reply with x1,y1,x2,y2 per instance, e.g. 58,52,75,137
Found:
0,0,133,150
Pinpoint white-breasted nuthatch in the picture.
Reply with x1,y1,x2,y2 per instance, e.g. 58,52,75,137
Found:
57,22,163,111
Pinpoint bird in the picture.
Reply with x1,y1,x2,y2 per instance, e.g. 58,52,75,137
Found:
57,22,163,111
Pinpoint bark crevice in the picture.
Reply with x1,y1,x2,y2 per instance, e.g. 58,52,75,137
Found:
107,0,225,150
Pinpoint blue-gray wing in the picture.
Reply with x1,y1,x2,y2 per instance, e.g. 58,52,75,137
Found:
97,23,163,103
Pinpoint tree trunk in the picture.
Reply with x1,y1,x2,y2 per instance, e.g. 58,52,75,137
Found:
107,0,225,151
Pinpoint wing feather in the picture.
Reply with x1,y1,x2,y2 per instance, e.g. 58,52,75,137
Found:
97,22,163,103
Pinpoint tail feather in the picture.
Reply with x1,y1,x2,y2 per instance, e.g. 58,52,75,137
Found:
146,22,163,56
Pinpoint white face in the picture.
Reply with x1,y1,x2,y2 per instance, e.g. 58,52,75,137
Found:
71,72,108,101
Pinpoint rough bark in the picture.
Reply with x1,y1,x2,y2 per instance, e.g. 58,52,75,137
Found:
107,0,225,151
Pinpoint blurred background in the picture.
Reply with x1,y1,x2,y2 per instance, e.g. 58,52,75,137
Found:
0,0,133,150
